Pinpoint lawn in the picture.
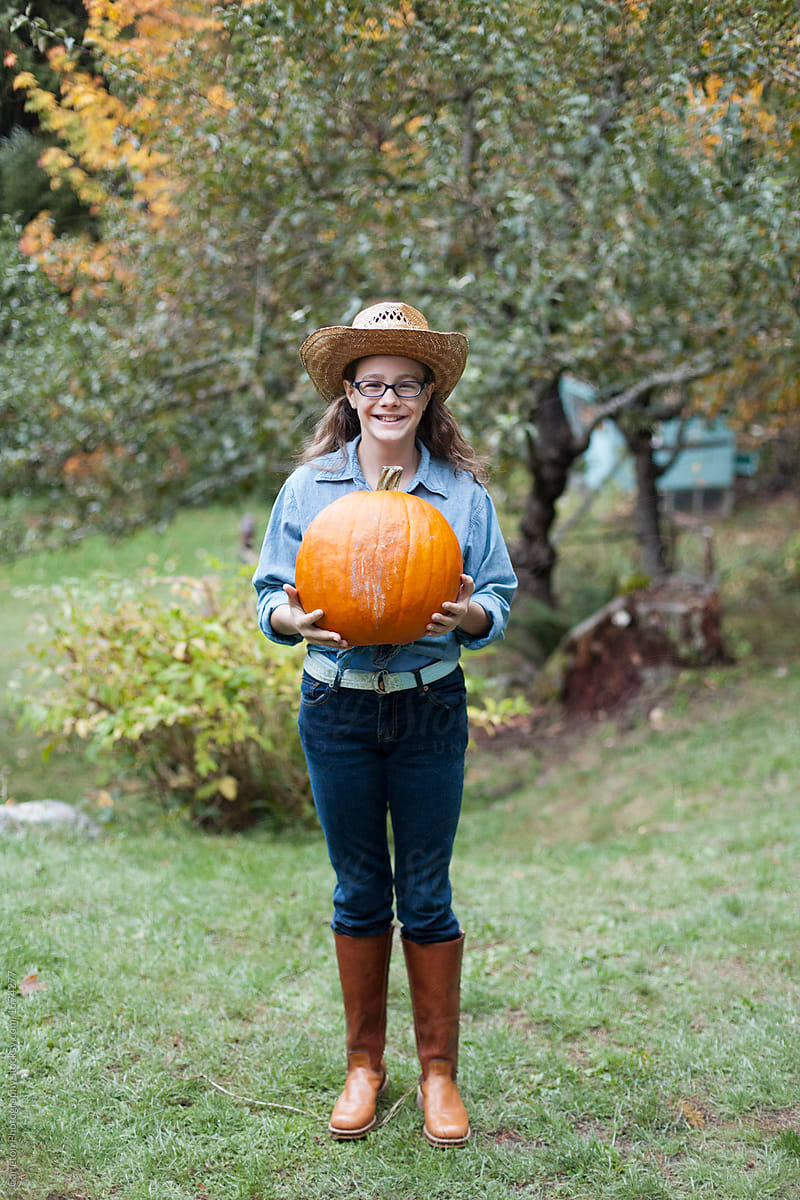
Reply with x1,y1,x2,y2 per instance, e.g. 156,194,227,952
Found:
1,494,799,1199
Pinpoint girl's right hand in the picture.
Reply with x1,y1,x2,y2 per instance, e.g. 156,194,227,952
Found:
282,584,351,649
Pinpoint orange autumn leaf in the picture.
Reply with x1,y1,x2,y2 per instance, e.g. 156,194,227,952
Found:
19,972,47,996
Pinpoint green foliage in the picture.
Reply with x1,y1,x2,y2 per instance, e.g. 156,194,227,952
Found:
18,570,312,830
0,216,291,558
0,125,55,220
1,0,90,137
0,216,107,537
465,660,532,736
776,532,800,591
5,0,800,587
0,125,91,229
620,572,653,595
503,594,571,664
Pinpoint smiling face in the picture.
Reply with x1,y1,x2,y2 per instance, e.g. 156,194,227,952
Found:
343,355,434,451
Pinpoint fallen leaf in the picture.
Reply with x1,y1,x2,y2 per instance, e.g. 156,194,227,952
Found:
19,972,46,996
677,1099,705,1129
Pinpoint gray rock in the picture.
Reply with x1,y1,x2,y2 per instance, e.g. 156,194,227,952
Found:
0,799,101,838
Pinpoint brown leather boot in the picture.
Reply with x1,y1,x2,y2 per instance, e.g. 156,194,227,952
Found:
328,928,393,1139
403,931,470,1148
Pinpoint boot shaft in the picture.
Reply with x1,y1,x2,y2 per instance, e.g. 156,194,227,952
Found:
402,931,464,1079
334,928,393,1071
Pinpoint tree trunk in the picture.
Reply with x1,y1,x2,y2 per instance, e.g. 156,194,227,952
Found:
627,426,669,577
513,374,581,608
547,578,729,715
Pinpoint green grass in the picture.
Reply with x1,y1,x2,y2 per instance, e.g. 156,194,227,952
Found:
2,664,799,1198
1,493,799,1197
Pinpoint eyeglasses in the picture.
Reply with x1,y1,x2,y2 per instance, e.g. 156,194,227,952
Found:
351,379,428,399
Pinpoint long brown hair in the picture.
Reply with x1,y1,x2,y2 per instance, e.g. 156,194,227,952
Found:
298,363,489,484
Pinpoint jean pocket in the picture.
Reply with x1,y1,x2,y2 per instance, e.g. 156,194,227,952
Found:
300,672,333,707
423,668,466,712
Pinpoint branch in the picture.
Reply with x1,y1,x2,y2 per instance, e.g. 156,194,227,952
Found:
178,460,263,504
578,354,729,449
159,354,237,381
654,406,691,480
459,85,477,193
193,1074,320,1118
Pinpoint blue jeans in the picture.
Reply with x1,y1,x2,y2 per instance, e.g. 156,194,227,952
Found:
298,666,469,944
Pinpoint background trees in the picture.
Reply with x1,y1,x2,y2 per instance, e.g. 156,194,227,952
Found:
4,0,798,601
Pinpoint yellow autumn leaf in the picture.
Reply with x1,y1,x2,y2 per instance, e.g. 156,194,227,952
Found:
206,84,234,111
219,776,238,801
388,0,415,28
13,71,38,91
755,108,777,135
676,1099,706,1129
40,146,76,171
705,74,724,103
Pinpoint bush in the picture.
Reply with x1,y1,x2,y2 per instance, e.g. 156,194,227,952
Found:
0,127,93,232
19,571,312,830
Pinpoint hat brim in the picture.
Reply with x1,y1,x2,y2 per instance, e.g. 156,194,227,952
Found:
299,325,469,403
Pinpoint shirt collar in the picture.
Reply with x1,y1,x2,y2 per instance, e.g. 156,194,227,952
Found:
314,436,450,497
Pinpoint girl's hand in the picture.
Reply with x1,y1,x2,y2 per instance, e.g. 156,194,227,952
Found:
282,584,351,649
425,574,476,637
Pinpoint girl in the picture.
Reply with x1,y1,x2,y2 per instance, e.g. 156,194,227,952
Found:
253,301,517,1147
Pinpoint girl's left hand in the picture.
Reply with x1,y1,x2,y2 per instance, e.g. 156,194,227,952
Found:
425,574,476,637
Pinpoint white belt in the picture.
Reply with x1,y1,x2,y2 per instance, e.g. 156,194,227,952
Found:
303,650,458,694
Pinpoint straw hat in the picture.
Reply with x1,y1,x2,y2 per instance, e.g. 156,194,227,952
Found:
299,301,469,403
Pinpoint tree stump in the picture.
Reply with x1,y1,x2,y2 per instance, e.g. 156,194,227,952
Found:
545,577,728,714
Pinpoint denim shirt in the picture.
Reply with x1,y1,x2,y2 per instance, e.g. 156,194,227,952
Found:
253,436,517,672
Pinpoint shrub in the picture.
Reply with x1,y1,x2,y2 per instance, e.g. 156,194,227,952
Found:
17,566,535,825
19,571,312,830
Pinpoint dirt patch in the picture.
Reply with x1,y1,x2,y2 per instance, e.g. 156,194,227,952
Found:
573,1116,634,1155
749,1107,800,1133
505,1008,547,1035
491,1125,533,1145
672,1101,800,1136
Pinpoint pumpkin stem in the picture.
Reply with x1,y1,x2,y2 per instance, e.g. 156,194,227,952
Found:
376,465,404,491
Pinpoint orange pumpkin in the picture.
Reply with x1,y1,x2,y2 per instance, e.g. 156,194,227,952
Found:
295,465,463,645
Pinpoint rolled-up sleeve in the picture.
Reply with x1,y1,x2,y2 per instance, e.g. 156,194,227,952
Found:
252,481,304,645
457,489,517,650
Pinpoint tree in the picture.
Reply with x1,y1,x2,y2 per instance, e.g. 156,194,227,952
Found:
1,2,93,229
8,1,800,604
